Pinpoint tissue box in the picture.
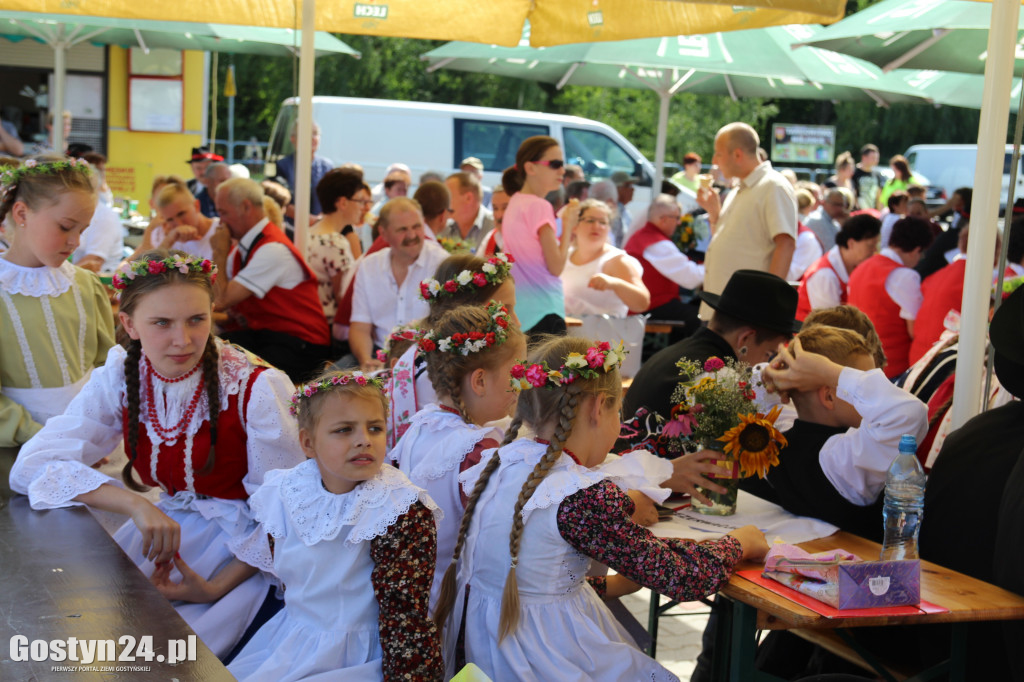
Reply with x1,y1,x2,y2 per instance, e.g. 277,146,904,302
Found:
766,559,921,610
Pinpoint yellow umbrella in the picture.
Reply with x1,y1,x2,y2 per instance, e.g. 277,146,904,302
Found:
16,1,845,46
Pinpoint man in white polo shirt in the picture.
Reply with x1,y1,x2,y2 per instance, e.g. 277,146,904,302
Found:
349,197,448,372
697,122,797,321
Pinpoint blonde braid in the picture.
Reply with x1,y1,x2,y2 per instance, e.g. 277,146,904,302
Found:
498,383,581,640
432,416,522,628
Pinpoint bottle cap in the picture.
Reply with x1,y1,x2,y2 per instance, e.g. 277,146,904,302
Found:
898,434,917,454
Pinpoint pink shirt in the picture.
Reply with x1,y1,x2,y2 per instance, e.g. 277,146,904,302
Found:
502,192,564,330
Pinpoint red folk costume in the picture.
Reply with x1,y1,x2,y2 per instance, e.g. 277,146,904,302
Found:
848,253,913,378
624,222,682,312
10,340,304,659
228,222,330,346
795,250,847,321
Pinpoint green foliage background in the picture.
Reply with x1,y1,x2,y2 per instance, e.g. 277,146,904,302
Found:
213,0,987,167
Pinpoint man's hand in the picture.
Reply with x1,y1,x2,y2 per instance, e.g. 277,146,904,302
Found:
664,450,730,506
696,187,721,229
210,223,232,257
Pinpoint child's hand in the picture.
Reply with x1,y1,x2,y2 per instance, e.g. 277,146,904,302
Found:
130,499,180,564
150,555,219,603
561,198,582,231
664,450,729,506
626,490,659,527
728,525,769,562
762,338,842,395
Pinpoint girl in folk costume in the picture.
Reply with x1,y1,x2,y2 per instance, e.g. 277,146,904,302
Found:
228,371,443,682
433,336,768,682
0,156,115,447
388,302,525,609
9,251,304,658
386,251,517,447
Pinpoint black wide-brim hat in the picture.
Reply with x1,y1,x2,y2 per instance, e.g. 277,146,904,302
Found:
990,285,1024,398
698,269,801,335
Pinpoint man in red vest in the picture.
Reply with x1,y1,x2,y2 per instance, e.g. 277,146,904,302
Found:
212,178,331,382
624,194,705,341
848,217,933,379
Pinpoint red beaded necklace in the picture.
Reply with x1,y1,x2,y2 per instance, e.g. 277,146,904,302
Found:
145,360,205,442
534,438,582,465
145,356,201,384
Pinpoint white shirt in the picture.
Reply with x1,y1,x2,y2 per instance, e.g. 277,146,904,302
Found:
804,246,850,311
226,218,306,299
788,229,824,282
879,212,902,248
881,247,923,320
73,200,123,271
701,162,798,319
351,241,448,348
817,367,928,506
642,240,705,290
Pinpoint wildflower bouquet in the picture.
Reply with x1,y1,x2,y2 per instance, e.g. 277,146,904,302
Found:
439,237,472,254
665,356,787,515
672,214,697,253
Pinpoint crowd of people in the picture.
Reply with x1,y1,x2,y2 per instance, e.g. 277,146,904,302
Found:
1,118,1023,681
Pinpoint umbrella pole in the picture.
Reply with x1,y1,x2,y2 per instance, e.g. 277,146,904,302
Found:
654,91,670,194
983,72,1024,403
53,27,66,154
951,0,1019,430
293,0,316,259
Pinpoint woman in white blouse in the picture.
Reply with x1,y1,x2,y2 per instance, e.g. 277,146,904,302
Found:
561,199,650,317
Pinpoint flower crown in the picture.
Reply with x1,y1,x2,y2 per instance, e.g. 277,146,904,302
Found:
419,252,515,301
375,325,424,363
510,341,626,390
418,301,512,356
289,372,387,416
1,158,93,199
112,255,217,291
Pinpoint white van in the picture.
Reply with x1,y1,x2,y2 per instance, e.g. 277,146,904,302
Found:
265,96,658,206
904,143,1024,209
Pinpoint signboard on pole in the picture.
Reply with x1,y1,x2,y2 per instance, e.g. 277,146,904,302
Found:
771,124,835,165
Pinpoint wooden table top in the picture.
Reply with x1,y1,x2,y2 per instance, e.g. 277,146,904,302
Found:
0,490,234,680
722,530,1024,630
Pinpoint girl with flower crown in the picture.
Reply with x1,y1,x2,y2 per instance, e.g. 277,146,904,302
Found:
386,252,518,448
387,302,525,611
433,335,768,681
0,155,115,447
227,370,443,681
10,250,304,659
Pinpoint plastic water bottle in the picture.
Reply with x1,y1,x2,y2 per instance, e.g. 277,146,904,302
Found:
880,434,926,561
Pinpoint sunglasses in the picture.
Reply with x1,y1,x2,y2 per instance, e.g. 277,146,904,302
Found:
533,159,565,170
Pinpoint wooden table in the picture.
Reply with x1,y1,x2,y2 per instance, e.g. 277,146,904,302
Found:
712,531,1024,681
0,481,234,680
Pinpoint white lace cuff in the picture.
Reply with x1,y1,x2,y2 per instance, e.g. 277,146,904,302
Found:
599,450,673,505
25,460,120,510
228,525,277,576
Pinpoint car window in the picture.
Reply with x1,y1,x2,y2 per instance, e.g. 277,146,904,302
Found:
563,128,649,187
454,119,549,172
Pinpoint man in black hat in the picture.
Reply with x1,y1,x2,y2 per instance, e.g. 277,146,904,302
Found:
621,269,801,448
910,285,1024,679
187,146,223,218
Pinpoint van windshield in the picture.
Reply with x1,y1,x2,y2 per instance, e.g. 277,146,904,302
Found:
267,104,298,162
563,128,648,187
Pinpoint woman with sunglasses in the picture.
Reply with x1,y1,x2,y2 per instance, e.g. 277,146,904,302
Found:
309,168,369,339
501,135,580,337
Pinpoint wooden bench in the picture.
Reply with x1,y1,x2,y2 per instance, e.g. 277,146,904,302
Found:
0,455,234,681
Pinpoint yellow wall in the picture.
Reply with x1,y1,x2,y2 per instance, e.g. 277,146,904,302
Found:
105,46,206,204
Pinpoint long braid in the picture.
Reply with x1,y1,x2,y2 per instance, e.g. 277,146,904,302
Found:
0,185,18,225
429,355,468,420
121,339,148,492
432,416,523,628
197,336,220,476
498,383,582,640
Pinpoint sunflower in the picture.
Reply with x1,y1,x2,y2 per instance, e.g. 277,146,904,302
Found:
718,405,788,479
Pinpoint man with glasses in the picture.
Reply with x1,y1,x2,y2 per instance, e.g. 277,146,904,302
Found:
624,194,705,341
804,187,849,250
275,120,334,219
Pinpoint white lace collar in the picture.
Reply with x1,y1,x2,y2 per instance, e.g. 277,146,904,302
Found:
459,439,672,522
401,404,500,481
0,258,77,297
258,460,442,547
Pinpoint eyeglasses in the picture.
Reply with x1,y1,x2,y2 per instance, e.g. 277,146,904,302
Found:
533,159,565,170
580,217,610,226
350,198,373,206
